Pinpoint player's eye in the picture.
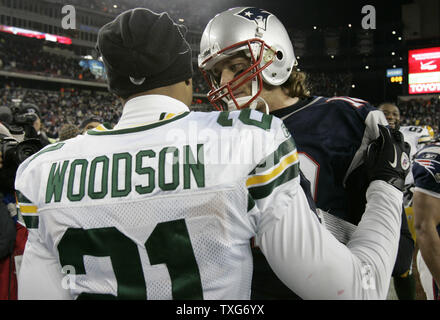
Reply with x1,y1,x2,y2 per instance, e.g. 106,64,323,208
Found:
209,71,221,85
211,68,220,79
230,63,246,76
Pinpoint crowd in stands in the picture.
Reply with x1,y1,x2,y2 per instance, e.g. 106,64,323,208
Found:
0,25,355,100
1,31,438,139
0,82,218,139
2,78,439,142
0,33,100,82
398,97,440,133
306,72,353,98
0,84,121,139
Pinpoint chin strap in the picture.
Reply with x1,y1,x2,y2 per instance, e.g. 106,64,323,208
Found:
227,96,269,114
227,75,270,114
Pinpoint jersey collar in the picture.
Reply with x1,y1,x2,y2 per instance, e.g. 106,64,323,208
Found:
113,94,190,130
270,96,320,119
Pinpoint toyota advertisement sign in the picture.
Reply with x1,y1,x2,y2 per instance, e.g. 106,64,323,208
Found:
408,47,440,94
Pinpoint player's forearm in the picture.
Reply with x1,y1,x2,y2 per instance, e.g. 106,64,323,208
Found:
346,180,403,297
413,190,440,286
416,227,440,286
258,180,402,299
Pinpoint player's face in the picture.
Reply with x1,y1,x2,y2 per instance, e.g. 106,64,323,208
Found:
33,117,41,132
379,105,400,129
211,55,253,99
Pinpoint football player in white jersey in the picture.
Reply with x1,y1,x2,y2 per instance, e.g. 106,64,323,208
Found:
17,8,409,300
400,126,433,160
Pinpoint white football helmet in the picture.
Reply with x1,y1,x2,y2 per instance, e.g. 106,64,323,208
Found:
198,7,297,111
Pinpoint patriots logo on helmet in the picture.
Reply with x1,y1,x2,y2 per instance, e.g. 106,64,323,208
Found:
235,8,271,31
415,158,440,183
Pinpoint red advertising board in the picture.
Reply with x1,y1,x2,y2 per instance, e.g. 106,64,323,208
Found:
408,47,440,94
0,25,72,45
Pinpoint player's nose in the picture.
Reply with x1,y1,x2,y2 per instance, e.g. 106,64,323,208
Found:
220,68,235,87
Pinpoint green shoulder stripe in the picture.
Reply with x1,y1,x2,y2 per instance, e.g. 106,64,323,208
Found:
29,143,65,162
16,190,32,204
22,215,39,229
249,138,296,175
248,162,299,200
88,112,190,135
247,194,256,212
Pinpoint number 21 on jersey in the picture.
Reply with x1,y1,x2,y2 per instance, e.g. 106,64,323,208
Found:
58,219,203,299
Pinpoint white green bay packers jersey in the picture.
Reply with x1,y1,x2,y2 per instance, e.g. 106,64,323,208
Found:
16,96,301,300
16,95,404,300
400,125,430,185
400,125,430,159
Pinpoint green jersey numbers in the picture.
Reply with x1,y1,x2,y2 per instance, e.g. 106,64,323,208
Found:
217,109,272,130
58,219,203,300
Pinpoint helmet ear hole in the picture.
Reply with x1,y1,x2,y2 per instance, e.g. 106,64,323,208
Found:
276,50,283,60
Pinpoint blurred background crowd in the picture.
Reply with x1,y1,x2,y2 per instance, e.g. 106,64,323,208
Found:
0,0,438,139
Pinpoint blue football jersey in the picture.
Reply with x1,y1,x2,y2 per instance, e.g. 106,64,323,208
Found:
412,143,440,235
413,143,440,196
271,96,387,223
412,144,440,300
251,96,413,300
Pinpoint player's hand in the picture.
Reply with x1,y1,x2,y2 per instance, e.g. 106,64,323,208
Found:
365,125,411,191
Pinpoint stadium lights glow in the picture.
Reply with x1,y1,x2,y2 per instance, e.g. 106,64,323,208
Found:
398,37,402,40
82,55,93,59
348,24,352,28
393,65,396,68
365,65,369,69
331,55,334,59
392,31,396,34
391,52,396,55
113,4,117,8
313,26,317,30
352,84,355,88
296,56,300,59
178,18,185,22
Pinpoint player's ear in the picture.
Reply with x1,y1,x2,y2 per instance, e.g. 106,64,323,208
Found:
185,79,191,86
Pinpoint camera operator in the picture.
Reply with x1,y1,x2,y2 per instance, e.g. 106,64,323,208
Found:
16,103,50,147
0,113,43,299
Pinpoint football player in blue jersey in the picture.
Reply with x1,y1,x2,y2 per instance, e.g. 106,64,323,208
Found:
198,7,414,299
413,143,440,300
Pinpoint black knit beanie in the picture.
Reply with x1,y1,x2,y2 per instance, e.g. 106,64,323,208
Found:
96,8,193,99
